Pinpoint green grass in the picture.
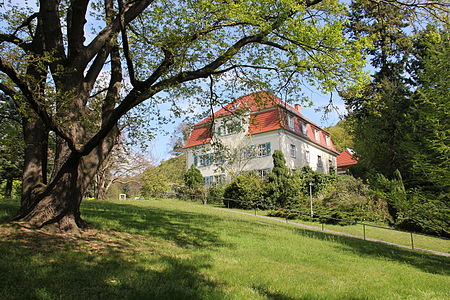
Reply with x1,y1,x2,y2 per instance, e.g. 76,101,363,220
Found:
227,207,450,254
0,198,449,300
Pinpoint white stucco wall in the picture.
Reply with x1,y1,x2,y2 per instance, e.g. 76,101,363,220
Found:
185,128,337,179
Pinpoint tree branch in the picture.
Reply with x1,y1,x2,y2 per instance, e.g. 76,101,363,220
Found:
67,0,90,62
0,57,78,152
39,0,67,76
84,0,155,65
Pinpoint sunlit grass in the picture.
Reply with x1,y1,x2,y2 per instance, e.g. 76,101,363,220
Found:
0,198,449,300
221,205,450,254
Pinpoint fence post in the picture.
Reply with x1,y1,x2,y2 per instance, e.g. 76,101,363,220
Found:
227,200,230,209
363,224,366,240
321,223,324,231
410,232,414,250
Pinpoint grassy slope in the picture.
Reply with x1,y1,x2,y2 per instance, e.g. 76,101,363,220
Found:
0,199,449,300
228,208,450,254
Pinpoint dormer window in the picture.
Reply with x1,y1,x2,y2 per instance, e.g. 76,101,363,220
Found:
325,134,330,146
231,102,241,110
216,120,241,136
301,122,307,135
314,128,320,141
287,114,295,131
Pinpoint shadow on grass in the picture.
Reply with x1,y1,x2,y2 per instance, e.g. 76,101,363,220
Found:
0,199,230,300
290,226,450,276
0,228,225,300
80,200,232,249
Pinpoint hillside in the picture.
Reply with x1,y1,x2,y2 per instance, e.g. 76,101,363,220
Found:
0,199,449,299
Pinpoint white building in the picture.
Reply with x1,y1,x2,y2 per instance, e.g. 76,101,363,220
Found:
182,92,339,185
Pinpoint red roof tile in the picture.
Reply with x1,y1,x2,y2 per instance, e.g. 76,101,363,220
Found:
183,91,339,154
183,125,212,148
337,149,358,167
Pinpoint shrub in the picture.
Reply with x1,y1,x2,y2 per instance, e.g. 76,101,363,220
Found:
206,185,225,204
317,175,390,224
263,150,305,209
184,165,204,188
223,173,263,209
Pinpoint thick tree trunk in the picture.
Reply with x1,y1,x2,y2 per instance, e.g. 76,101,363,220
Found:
21,118,48,212
15,127,118,234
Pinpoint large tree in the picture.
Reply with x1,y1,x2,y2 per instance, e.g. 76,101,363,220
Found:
0,0,441,233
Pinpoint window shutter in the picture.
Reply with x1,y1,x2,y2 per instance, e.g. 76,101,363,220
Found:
266,142,271,156
194,155,198,166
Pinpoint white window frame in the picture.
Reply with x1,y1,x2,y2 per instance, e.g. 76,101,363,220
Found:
305,150,310,163
301,122,307,135
314,128,320,141
290,144,297,158
287,114,295,130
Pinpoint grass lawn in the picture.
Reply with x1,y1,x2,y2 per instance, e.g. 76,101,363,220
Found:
227,207,450,254
0,198,449,300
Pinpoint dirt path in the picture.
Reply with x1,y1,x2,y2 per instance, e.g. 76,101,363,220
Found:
212,207,450,258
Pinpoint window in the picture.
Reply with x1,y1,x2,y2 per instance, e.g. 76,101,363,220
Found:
245,142,271,158
301,122,307,135
257,142,271,157
317,155,323,169
195,153,221,167
217,120,241,136
204,174,225,186
325,134,330,146
287,114,295,130
290,144,297,158
314,128,320,141
257,168,271,178
305,150,310,163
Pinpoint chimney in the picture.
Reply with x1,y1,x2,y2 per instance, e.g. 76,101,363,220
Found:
295,104,302,114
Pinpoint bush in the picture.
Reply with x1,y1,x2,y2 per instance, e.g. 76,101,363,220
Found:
395,189,450,237
184,165,204,188
263,150,306,209
317,175,391,224
223,173,263,209
206,185,225,204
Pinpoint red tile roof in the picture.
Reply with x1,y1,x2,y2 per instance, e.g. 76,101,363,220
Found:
337,149,358,167
183,91,339,154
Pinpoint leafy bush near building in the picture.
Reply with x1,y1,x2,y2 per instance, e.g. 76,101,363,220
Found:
223,172,263,209
314,175,391,224
184,165,204,188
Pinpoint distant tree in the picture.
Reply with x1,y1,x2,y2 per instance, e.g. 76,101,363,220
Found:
141,168,171,198
0,99,23,199
325,120,354,152
169,122,192,157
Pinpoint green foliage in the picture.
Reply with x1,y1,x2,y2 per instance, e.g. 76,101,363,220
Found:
141,168,171,198
317,175,391,224
223,173,263,209
343,6,449,236
264,150,305,208
206,185,225,204
184,165,204,189
157,154,186,187
325,120,355,152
